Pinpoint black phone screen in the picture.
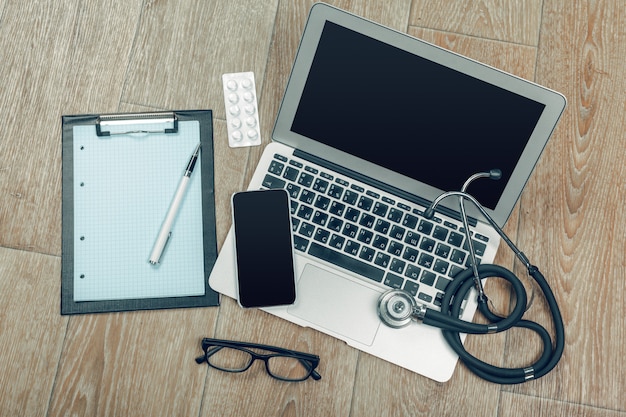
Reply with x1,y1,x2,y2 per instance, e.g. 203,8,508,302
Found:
232,189,296,308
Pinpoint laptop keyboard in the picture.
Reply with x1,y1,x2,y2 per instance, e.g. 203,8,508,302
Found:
260,152,489,311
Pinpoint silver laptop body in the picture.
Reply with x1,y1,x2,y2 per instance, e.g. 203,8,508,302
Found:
209,3,565,382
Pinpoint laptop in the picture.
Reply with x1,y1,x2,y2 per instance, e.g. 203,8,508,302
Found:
209,2,565,382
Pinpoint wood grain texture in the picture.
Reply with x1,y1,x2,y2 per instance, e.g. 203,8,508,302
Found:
0,248,67,417
122,0,279,116
499,391,626,417
0,0,144,255
0,0,624,416
508,0,626,410
409,0,543,46
47,307,216,417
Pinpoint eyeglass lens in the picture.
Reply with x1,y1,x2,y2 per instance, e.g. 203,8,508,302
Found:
207,347,313,381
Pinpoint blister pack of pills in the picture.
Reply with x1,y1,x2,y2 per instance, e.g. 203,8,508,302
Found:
222,72,261,148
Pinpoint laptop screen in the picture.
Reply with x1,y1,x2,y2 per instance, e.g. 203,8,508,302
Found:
290,21,546,210
273,3,565,226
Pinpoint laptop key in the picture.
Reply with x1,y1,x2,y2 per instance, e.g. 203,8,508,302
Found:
404,231,420,246
372,202,388,217
314,228,330,244
268,160,284,175
344,207,361,222
402,213,418,229
329,201,345,216
357,196,374,211
327,216,343,232
447,231,464,247
433,225,449,241
313,178,329,193
329,234,345,250
405,265,421,280
299,189,316,204
359,213,375,228
463,239,487,257
314,195,331,210
450,249,466,264
342,190,358,205
293,235,309,252
387,208,403,223
357,229,373,244
418,292,433,303
286,183,301,198
262,174,286,189
312,211,328,226
298,172,315,187
374,219,390,234
298,222,315,238
283,166,299,181
296,205,313,220
374,252,391,268
403,280,419,296
384,273,404,289
417,220,434,235
359,246,375,262
389,258,406,274
308,242,384,283
328,184,344,199
419,237,435,252
420,271,436,286
344,240,360,256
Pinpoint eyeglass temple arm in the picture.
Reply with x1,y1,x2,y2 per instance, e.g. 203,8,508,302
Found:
299,359,322,380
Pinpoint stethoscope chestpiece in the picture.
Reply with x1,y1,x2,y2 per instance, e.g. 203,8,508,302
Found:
377,290,425,328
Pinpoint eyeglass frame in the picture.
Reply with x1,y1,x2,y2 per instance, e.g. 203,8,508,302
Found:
195,338,322,382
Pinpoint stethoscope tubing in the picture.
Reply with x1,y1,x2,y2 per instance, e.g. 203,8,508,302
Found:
379,172,564,383
424,264,527,334
436,264,565,384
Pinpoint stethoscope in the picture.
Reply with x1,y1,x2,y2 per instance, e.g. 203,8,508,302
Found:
377,170,565,384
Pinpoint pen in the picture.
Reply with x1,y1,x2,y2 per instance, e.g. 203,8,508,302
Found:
149,143,201,265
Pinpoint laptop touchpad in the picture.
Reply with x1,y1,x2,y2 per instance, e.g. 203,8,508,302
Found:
287,264,381,346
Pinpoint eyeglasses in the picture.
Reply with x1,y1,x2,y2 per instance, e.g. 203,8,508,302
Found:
195,338,321,382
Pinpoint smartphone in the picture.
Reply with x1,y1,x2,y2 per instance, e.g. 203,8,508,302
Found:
232,189,296,308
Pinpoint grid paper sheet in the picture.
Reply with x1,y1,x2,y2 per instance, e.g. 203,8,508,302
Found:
72,121,205,301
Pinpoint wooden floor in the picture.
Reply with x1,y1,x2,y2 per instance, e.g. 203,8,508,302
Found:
1,0,624,416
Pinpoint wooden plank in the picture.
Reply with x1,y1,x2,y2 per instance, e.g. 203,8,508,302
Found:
0,248,67,417
408,28,538,80
508,0,626,409
122,0,280,119
47,307,216,417
0,0,144,255
500,391,626,417
409,0,543,46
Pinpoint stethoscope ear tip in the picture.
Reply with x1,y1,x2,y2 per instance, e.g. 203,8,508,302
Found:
489,169,502,180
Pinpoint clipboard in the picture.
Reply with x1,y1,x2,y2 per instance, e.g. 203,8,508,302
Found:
61,110,219,314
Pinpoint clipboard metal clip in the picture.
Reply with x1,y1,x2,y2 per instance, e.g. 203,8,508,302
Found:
96,112,178,136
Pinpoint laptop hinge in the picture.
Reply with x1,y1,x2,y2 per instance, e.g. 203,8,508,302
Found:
293,149,478,227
